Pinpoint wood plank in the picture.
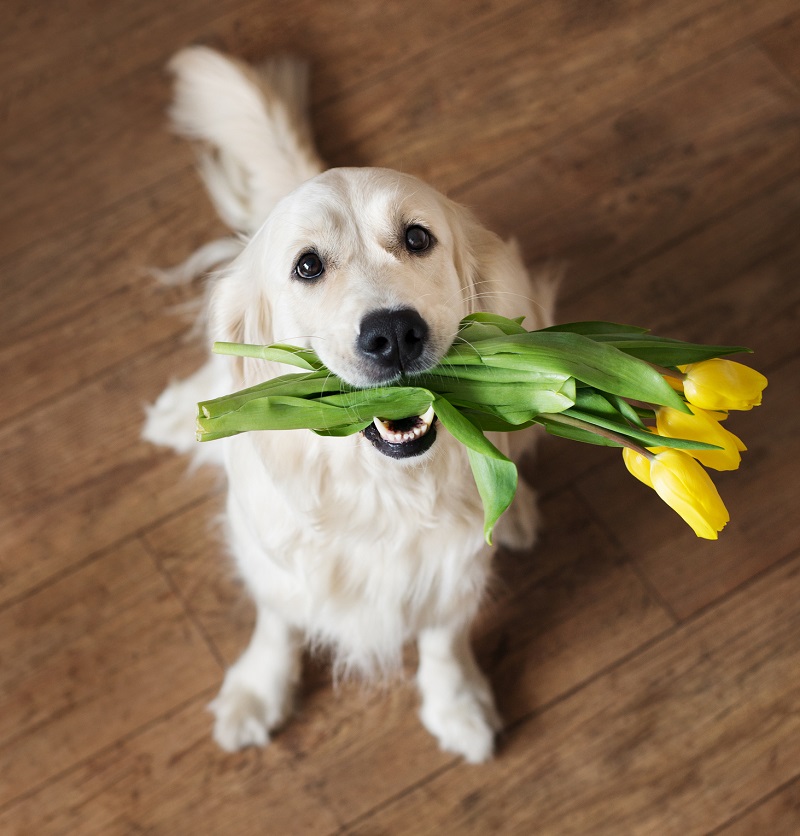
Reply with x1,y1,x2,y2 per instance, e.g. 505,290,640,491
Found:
323,0,798,188
346,553,800,835
0,334,217,607
0,284,196,424
0,0,522,129
0,334,207,513
758,13,800,88
3,1,796,260
0,0,524,262
165,489,669,825
142,496,251,668
0,456,215,609
717,780,800,835
455,46,800,298
556,176,800,370
575,355,800,620
0,539,220,809
0,171,216,344
476,489,676,723
0,692,339,836
0,174,219,420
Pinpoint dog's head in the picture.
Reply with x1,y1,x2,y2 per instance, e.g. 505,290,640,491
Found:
212,167,534,459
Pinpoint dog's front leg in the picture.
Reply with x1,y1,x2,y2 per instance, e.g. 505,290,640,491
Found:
210,605,303,751
417,624,501,763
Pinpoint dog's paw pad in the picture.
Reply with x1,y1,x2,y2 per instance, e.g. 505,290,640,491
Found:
421,694,500,764
209,688,272,752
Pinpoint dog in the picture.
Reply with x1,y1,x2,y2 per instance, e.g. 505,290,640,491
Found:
143,47,555,763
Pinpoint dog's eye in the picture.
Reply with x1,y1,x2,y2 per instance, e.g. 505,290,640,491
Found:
295,252,325,281
405,225,432,253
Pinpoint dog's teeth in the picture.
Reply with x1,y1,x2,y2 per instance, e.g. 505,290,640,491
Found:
372,405,436,446
419,404,435,430
372,417,393,442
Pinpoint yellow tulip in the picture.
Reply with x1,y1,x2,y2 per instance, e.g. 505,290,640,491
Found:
623,446,654,488
656,405,746,471
679,359,767,411
622,447,729,539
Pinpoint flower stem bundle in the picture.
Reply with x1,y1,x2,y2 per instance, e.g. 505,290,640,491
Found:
197,314,767,543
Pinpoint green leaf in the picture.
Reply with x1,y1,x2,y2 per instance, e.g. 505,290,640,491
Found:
197,395,356,435
537,415,625,447
588,334,751,366
562,408,723,451
606,393,647,429
542,321,649,336
474,331,688,411
199,370,342,419
460,312,528,335
422,377,574,410
312,422,371,437
432,396,517,543
320,387,433,421
213,342,324,370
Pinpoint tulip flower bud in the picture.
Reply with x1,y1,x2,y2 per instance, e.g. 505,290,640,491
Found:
622,446,654,488
622,447,730,539
650,450,730,539
656,405,746,471
679,359,767,411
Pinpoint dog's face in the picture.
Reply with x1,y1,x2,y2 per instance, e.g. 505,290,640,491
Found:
216,168,496,459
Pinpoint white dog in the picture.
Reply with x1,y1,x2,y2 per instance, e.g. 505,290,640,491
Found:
144,47,554,763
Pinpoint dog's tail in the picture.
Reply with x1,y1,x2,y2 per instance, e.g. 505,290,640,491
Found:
157,47,325,284
169,46,324,234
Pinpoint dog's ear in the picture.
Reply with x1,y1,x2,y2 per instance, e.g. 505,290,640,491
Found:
444,199,556,330
209,252,274,387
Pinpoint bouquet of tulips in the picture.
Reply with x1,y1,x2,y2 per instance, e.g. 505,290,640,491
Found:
197,314,767,543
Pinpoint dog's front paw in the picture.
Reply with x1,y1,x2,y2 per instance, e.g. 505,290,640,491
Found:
209,686,286,752
420,686,502,764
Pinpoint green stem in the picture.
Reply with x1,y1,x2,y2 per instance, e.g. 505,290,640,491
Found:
544,413,655,459
650,363,685,380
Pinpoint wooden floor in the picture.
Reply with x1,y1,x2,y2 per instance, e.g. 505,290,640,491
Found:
3,1,800,833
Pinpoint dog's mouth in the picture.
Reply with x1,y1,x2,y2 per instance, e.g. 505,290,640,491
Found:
361,404,437,459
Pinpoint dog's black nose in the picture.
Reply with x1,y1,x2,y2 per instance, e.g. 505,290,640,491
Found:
357,308,429,373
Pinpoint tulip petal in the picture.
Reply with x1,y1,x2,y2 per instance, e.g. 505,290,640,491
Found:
656,405,744,471
680,359,768,412
650,450,730,539
622,447,654,488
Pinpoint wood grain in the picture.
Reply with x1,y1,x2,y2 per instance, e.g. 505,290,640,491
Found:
758,13,800,88
0,539,220,808
0,0,525,262
0,693,339,835
346,554,800,835
322,0,799,188
717,780,800,835
143,496,251,668
456,45,800,297
0,332,216,605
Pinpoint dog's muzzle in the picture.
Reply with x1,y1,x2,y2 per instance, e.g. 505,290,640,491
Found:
355,308,439,457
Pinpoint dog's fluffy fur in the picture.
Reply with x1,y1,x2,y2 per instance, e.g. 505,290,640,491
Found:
144,47,555,763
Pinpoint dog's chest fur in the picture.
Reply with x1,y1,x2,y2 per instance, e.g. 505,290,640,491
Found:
223,428,491,673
